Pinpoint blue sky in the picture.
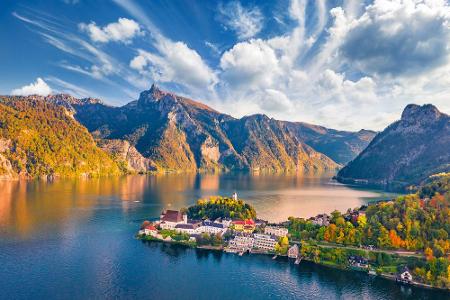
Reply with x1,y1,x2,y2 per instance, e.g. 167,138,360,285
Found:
1,0,449,131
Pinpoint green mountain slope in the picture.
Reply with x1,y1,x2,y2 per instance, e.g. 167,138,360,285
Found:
0,96,122,179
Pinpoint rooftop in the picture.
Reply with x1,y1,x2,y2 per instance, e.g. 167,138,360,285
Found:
161,210,184,223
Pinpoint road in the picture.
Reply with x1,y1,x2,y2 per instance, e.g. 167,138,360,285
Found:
292,240,423,258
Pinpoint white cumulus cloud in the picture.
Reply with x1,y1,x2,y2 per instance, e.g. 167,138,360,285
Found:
79,18,144,44
339,0,450,76
11,78,52,96
130,40,218,91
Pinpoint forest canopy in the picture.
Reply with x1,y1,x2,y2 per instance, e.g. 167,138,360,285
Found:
185,196,256,220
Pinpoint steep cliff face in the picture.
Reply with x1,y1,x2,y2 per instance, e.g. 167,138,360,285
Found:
97,139,156,173
222,114,338,172
337,104,450,188
71,84,342,172
0,97,122,179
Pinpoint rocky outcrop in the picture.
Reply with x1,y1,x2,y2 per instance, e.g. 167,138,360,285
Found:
97,139,156,173
337,104,450,189
0,154,16,180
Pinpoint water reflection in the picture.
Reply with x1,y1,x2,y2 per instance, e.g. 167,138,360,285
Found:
0,173,397,239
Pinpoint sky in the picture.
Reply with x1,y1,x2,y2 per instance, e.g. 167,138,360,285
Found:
1,0,449,131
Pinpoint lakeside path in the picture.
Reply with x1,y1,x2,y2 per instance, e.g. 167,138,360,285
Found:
292,240,424,258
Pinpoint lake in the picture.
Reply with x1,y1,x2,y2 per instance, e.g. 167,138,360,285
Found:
0,173,447,299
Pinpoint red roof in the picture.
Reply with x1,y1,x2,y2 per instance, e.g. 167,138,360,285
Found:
161,210,184,222
244,219,255,225
233,220,245,225
145,225,157,231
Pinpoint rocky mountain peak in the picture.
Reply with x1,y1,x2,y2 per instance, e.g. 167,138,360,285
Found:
401,104,442,123
137,83,176,106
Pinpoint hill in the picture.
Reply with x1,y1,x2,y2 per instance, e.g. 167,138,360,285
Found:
0,96,122,179
337,104,450,189
186,196,256,220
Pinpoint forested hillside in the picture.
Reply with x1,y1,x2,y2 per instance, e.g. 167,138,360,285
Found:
0,96,122,179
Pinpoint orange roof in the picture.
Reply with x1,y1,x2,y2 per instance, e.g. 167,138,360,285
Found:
145,225,157,231
233,220,245,225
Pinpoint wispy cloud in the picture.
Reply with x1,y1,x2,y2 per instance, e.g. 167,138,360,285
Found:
113,0,218,94
217,1,264,40
12,10,144,92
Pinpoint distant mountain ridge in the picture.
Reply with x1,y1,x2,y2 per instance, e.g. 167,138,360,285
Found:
0,85,378,177
68,84,375,173
337,104,450,189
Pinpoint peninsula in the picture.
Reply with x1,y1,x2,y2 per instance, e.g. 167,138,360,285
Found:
138,174,450,290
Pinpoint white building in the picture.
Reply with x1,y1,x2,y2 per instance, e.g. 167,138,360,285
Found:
143,225,158,237
232,192,238,201
288,244,299,258
159,210,187,230
309,214,330,226
397,266,413,282
174,223,199,235
197,221,228,236
253,234,278,251
228,236,254,251
264,226,288,237
214,218,232,228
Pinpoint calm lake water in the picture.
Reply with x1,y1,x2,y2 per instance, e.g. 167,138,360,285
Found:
0,173,447,299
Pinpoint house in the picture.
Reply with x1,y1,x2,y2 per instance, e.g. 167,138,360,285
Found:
288,244,299,258
228,236,254,251
253,234,278,251
144,225,158,237
198,221,228,236
214,218,232,228
348,255,369,269
243,219,256,233
160,210,187,230
309,214,330,226
232,220,245,231
397,266,413,283
174,223,199,235
264,226,288,237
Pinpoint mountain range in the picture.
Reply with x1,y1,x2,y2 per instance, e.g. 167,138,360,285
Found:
337,103,450,189
68,84,376,173
0,85,377,178
2,84,447,188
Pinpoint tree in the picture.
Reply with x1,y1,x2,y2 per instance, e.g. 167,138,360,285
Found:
425,247,434,261
357,215,367,228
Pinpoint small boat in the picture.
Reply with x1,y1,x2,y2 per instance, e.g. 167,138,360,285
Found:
272,255,278,260
238,251,244,256
294,257,302,265
368,269,377,276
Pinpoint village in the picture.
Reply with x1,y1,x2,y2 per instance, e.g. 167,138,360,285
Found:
137,193,416,286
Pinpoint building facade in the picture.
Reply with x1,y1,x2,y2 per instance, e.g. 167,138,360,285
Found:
264,226,288,237
253,234,278,251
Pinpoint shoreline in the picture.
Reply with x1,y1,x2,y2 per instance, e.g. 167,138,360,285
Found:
138,235,449,292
